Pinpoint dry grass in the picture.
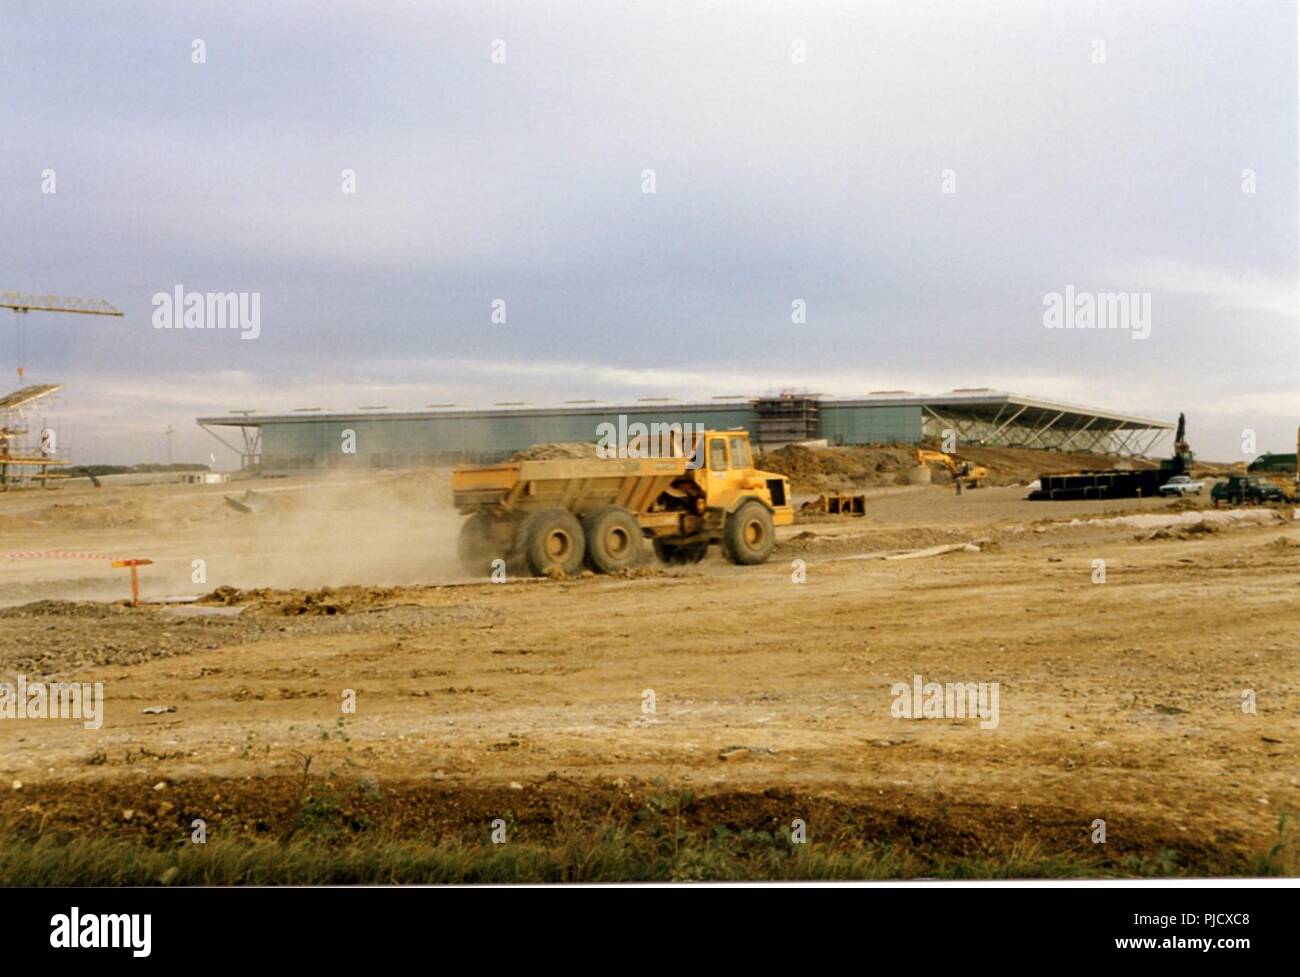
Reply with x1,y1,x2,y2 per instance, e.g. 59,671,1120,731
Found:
2,804,1292,885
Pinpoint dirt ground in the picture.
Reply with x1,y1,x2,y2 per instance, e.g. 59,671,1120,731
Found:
0,467,1296,874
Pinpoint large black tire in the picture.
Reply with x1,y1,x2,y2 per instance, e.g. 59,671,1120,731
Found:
723,500,775,565
516,508,586,577
653,539,709,565
457,513,500,575
582,506,643,573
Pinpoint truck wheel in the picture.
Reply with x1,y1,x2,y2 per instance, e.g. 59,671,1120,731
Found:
582,506,643,573
517,508,586,577
723,500,775,565
457,513,499,575
653,540,708,565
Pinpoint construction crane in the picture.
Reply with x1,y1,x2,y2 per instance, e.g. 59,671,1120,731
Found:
0,290,123,380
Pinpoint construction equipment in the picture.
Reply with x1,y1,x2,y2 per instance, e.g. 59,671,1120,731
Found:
802,492,866,516
451,429,794,576
0,292,123,317
915,448,989,490
1,291,123,380
1029,411,1194,501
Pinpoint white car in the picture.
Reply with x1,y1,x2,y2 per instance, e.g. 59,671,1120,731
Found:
1159,475,1203,496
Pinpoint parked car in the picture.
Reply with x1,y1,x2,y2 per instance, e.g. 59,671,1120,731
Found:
1210,475,1285,506
1158,475,1204,496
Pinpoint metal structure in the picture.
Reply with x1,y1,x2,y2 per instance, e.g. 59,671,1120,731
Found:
198,389,1173,475
0,290,124,486
198,409,264,470
0,383,68,489
0,292,124,317
1,290,123,379
902,390,1174,455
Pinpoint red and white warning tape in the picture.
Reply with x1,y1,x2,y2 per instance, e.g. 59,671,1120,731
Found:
0,550,119,561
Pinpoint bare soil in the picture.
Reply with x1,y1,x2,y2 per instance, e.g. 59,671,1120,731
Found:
0,467,1296,875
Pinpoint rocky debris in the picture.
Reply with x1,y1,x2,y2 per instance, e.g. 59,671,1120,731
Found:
606,566,664,579
0,589,496,677
0,600,133,619
200,585,417,616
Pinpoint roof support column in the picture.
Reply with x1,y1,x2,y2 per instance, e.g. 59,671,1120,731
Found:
988,404,1029,445
1022,411,1066,449
1058,415,1098,452
1137,428,1164,458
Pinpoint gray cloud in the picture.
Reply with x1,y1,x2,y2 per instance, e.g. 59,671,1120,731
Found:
1,0,1295,464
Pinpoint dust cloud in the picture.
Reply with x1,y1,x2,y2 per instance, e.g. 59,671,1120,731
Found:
0,470,470,604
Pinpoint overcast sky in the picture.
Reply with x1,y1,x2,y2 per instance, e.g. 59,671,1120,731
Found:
2,0,1296,465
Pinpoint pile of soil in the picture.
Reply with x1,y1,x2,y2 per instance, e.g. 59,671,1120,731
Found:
956,445,1156,483
759,442,1191,494
758,444,924,493
775,524,977,557
200,585,411,615
509,443,599,461
0,599,133,619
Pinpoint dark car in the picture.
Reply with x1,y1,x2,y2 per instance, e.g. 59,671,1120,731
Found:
1210,475,1285,506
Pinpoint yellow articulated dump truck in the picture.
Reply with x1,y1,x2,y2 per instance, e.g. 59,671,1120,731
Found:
451,429,794,576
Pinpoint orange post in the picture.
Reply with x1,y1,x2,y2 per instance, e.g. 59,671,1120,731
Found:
111,558,153,607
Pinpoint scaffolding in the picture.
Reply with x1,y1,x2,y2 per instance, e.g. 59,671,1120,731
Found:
0,290,125,486
753,394,820,447
0,384,69,489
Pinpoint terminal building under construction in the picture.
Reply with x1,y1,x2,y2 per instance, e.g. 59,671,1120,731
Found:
197,390,1174,475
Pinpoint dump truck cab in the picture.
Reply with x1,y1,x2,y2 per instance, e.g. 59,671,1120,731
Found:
693,429,789,511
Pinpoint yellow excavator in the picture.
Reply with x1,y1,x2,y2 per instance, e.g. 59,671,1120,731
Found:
915,448,989,491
